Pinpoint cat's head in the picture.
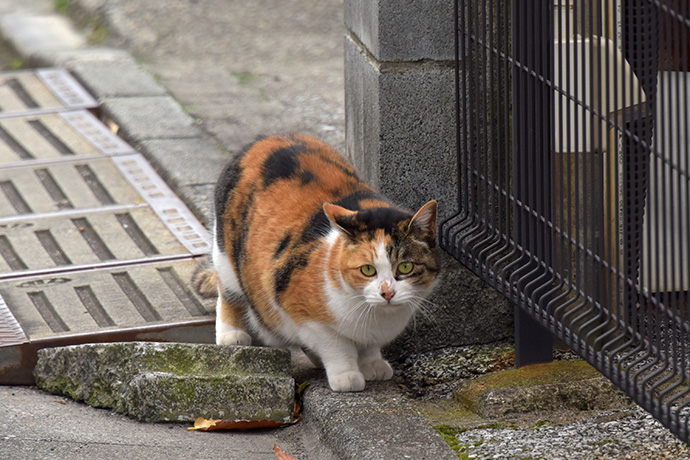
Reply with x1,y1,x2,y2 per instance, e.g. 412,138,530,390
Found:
323,200,440,308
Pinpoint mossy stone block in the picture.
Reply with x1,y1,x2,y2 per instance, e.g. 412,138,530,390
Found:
34,342,294,423
455,360,633,417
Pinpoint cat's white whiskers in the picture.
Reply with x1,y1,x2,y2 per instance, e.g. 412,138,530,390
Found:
342,296,371,327
404,295,440,327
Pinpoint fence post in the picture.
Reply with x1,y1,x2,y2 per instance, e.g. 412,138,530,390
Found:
515,306,554,367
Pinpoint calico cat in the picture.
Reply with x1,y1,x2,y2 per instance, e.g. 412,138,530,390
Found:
194,134,439,392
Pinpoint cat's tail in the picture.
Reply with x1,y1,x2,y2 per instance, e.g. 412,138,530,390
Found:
191,258,219,299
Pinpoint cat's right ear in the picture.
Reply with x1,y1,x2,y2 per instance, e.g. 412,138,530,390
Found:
323,203,358,236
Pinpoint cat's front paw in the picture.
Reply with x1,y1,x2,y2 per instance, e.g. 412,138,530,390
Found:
360,359,394,381
217,329,252,346
328,371,366,392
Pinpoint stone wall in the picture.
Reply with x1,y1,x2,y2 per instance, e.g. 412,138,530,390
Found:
344,0,514,358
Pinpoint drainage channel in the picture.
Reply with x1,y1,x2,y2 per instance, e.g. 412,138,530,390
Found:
0,69,215,384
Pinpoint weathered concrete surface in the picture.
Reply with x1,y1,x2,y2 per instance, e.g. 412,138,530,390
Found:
0,384,303,460
301,378,459,460
454,360,634,418
34,342,295,423
396,343,515,398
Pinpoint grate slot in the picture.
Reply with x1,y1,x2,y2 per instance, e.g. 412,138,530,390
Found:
0,181,32,214
112,271,162,322
28,119,74,156
0,125,33,161
35,168,73,210
71,217,115,261
28,291,69,333
5,78,39,109
157,267,207,317
75,164,116,205
116,212,159,256
74,285,115,328
34,229,72,266
0,235,27,270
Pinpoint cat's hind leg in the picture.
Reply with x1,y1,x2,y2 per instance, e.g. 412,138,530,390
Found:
213,241,251,345
215,294,252,345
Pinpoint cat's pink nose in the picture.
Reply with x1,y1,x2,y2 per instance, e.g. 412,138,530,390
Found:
381,290,395,303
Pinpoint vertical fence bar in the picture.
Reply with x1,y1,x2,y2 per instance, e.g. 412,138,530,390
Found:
511,0,555,366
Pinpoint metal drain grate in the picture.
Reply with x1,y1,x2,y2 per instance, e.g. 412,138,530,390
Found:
0,110,133,166
0,207,194,277
2,261,211,340
0,69,214,384
0,69,97,118
0,158,141,217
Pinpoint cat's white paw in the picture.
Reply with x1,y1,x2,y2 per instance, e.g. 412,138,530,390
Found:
328,371,366,392
360,359,394,381
217,329,252,346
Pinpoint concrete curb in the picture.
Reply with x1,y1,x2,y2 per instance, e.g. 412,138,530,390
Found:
0,5,459,459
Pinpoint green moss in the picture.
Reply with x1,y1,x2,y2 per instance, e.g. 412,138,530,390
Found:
86,21,108,45
54,0,69,14
480,361,599,388
232,71,254,86
434,425,475,459
589,439,620,446
457,360,600,408
534,419,551,428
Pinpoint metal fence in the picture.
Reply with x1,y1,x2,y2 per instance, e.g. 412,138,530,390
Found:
441,0,690,443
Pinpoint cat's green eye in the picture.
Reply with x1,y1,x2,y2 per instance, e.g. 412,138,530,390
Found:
360,265,377,277
397,262,414,275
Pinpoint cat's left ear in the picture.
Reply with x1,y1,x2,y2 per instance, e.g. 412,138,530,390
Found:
323,203,359,236
407,200,437,244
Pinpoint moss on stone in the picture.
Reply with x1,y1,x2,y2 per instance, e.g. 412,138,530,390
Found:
457,361,598,405
34,342,295,423
455,360,633,417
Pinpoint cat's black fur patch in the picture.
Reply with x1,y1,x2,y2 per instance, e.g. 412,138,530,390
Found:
300,170,316,185
232,190,254,277
262,144,306,188
331,206,411,238
298,209,331,246
214,153,244,250
334,190,382,211
274,253,309,296
275,233,292,258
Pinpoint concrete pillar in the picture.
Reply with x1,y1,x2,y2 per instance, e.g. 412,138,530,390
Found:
344,0,514,357
344,0,457,220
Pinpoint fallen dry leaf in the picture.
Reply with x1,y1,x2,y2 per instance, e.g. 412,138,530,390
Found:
274,444,298,460
188,417,296,431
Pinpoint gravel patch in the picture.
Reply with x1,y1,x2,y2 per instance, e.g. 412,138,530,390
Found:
453,407,690,459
